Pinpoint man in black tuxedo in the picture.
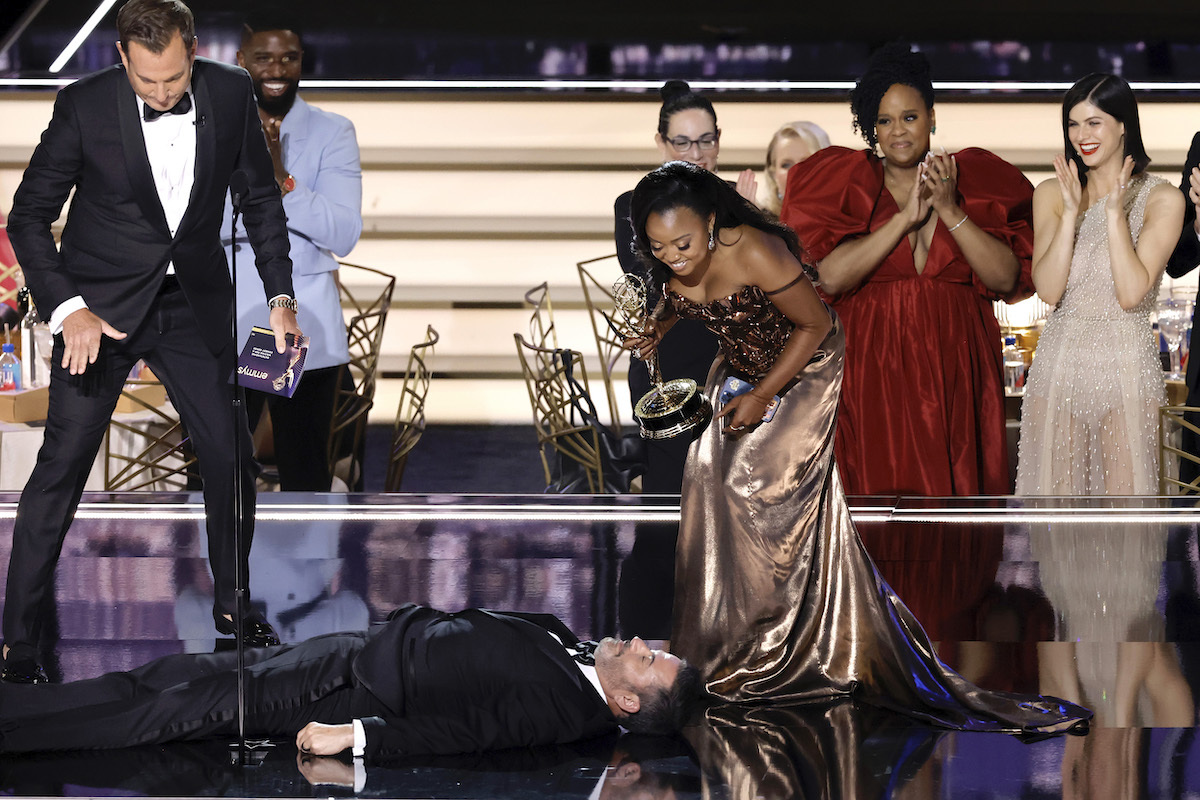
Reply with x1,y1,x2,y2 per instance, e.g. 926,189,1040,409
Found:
3,0,300,683
1166,133,1200,485
0,604,700,758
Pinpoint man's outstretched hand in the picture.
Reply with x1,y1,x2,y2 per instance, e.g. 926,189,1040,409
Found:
296,721,354,755
61,308,126,375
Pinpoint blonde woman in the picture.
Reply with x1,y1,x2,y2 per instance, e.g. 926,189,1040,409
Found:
760,121,830,216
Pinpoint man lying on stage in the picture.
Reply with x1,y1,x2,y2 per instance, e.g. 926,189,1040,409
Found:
0,604,700,758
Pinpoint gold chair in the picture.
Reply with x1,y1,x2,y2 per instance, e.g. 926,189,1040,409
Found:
104,377,199,491
1159,404,1200,495
385,325,438,492
328,262,395,491
524,281,557,351
577,254,627,430
514,333,605,493
0,262,21,311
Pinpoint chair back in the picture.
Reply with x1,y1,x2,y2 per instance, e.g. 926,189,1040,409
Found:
577,254,627,429
1160,404,1200,494
524,281,558,351
105,377,199,491
385,325,438,491
0,262,20,311
329,262,396,490
514,333,605,493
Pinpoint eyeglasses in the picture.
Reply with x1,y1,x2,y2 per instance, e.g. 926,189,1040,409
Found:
666,133,718,153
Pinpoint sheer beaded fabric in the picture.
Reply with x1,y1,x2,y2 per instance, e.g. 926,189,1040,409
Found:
1016,174,1167,496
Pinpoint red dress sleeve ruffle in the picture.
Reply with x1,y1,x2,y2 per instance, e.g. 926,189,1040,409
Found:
953,147,1035,302
782,146,1034,303
780,146,881,265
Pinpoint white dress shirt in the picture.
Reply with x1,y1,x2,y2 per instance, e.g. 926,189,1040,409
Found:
49,90,196,332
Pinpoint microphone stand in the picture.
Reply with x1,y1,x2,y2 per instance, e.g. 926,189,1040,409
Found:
227,173,271,766
228,175,249,751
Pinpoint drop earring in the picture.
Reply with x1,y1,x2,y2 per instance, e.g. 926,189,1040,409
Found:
708,228,715,251
931,125,937,135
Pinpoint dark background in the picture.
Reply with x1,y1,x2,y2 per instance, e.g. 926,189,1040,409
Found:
3,1,1200,83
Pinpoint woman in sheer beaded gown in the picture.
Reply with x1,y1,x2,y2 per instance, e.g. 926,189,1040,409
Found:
1015,75,1191,727
1017,73,1183,496
625,160,1090,735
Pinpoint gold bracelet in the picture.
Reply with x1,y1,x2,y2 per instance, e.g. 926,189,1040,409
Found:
946,214,969,234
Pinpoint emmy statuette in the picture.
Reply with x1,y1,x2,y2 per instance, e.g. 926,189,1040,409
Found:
612,274,713,440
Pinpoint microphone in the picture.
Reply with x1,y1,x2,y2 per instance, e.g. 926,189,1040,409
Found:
230,170,249,213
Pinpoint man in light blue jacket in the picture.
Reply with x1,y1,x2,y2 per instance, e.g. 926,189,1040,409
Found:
224,13,363,490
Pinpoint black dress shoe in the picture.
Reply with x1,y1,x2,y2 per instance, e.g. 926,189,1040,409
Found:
1,655,48,684
214,615,281,648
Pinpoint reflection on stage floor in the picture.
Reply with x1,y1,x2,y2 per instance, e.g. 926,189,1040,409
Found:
1,492,1199,798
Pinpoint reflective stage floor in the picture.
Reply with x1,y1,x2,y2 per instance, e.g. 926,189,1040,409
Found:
1,492,1199,799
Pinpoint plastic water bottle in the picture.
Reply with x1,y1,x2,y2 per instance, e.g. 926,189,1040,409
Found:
0,343,22,391
1002,335,1025,393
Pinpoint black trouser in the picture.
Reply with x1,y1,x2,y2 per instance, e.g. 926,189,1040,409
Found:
0,632,376,752
2,281,257,660
244,364,343,491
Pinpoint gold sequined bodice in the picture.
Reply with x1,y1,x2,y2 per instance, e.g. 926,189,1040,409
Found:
665,284,793,378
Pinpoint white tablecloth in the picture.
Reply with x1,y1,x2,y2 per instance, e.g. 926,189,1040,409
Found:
0,404,184,492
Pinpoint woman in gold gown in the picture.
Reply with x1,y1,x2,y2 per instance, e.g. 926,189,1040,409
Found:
626,160,1090,734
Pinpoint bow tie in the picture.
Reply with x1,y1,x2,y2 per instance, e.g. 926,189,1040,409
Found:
144,93,192,122
570,640,599,666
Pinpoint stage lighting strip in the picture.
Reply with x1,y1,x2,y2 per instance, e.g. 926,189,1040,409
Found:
5,78,1200,92
0,499,889,523
0,500,1193,524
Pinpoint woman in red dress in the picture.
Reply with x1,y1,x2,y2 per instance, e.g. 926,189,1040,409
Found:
782,44,1034,496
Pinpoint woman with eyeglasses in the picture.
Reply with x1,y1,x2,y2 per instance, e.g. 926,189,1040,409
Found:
782,44,1035,497
613,80,746,495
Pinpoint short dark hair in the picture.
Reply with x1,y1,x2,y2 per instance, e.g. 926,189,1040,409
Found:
849,42,934,149
240,6,303,49
1061,73,1150,189
629,161,812,307
620,660,702,736
116,0,194,55
657,80,717,139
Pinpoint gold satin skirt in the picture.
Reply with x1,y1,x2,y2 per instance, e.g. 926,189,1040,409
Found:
672,319,1090,734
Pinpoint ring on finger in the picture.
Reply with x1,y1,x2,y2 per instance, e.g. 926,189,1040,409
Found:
941,176,950,182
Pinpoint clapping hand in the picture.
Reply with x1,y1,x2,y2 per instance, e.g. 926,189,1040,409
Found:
900,160,934,232
1105,156,1135,215
261,116,289,187
735,169,758,204
1052,153,1082,215
1189,165,1200,234
922,149,959,214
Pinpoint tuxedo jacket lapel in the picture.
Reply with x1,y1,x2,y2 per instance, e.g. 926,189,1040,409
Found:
486,609,582,647
478,610,590,694
178,66,216,242
117,77,170,235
